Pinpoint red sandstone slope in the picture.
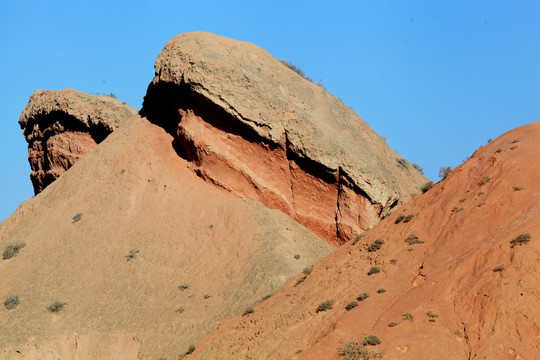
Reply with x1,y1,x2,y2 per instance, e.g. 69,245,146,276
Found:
191,122,540,360
0,115,332,359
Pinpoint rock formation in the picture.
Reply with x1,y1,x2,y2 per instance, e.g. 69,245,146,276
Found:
19,89,137,194
142,32,427,245
190,122,540,360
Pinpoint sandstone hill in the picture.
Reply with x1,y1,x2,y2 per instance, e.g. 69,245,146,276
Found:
0,115,331,359
190,122,540,360
141,32,427,245
19,89,137,194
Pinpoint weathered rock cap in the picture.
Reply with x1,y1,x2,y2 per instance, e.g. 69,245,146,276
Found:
145,31,426,212
19,89,137,194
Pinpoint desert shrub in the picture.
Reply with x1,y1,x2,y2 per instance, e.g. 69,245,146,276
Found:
510,145,518,150
429,319,437,322
279,59,311,81
346,301,358,311
295,349,303,354
421,181,434,193
492,265,505,272
388,322,399,327
316,300,334,312
203,293,211,299
125,248,139,261
47,301,66,312
513,186,522,191
426,311,439,318
402,312,413,322
452,207,464,213
294,254,300,260
438,167,452,179
376,288,386,294
4,293,19,309
389,259,397,264
175,307,185,313
478,176,490,186
186,344,196,355
356,292,370,301
396,158,408,169
512,138,520,143
403,214,414,223
362,335,381,346
455,330,464,337
243,307,254,316
295,277,305,285
261,294,271,302
178,283,190,291
340,341,384,360
407,247,414,252
352,234,363,245
495,148,503,153
510,234,531,248
405,234,424,245
367,239,384,252
303,266,313,275
412,163,424,175
367,266,380,276
3,242,26,260
395,215,405,224
459,198,466,203
72,213,83,223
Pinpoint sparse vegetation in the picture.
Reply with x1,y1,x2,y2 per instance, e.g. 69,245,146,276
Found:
175,307,185,313
478,176,490,186
438,167,452,179
203,293,211,299
125,248,139,261
178,283,190,291
357,292,370,301
510,233,531,248
405,234,424,245
389,259,397,265
512,138,520,143
279,59,325,88
294,254,300,260
4,293,20,309
352,234,363,245
295,277,305,285
477,202,485,207
3,242,26,260
492,265,505,272
452,206,464,213
426,311,439,318
412,163,424,175
316,300,334,313
513,186,522,191
388,322,399,327
510,145,518,150
421,181,434,193
243,307,254,316
429,318,437,323
402,214,414,223
186,344,196,355
495,148,503,153
402,312,414,322
303,266,313,275
295,349,303,354
47,301,66,312
339,340,384,360
376,288,386,294
459,198,466,203
396,158,408,169
72,213,83,223
95,92,117,99
395,215,405,224
346,301,359,311
455,330,464,337
367,239,385,252
362,335,381,346
367,266,380,276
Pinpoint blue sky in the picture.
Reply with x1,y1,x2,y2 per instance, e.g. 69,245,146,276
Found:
1,1,539,221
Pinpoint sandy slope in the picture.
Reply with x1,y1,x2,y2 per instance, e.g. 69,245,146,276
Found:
0,115,332,359
191,122,540,360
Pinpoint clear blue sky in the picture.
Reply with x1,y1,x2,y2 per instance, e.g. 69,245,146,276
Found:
1,1,539,221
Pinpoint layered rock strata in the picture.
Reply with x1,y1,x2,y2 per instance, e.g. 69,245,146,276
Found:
19,89,137,194
142,32,427,245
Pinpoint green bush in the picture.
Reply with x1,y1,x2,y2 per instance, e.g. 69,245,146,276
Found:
376,288,386,294
125,248,139,261
3,242,26,260
510,233,531,248
402,214,414,223
361,335,381,346
421,181,434,193
4,293,19,310
426,311,439,318
367,266,380,276
367,239,384,252
72,213,83,223
352,235,363,245
395,215,405,224
389,259,397,265
296,277,305,285
478,176,490,186
405,234,424,245
439,167,452,179
186,344,196,355
294,254,300,260
243,307,254,316
178,283,190,291
340,341,384,360
356,292,370,301
402,312,413,322
316,300,334,312
303,266,313,275
492,265,505,272
388,322,399,327
345,301,358,311
47,301,66,312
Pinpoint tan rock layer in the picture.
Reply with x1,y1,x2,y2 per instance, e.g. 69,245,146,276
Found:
19,89,137,194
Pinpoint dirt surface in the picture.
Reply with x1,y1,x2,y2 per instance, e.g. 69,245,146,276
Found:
0,115,332,359
190,122,540,360
18,89,137,194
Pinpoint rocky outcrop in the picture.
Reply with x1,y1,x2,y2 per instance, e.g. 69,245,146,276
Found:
190,122,540,360
142,32,427,245
19,89,137,194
